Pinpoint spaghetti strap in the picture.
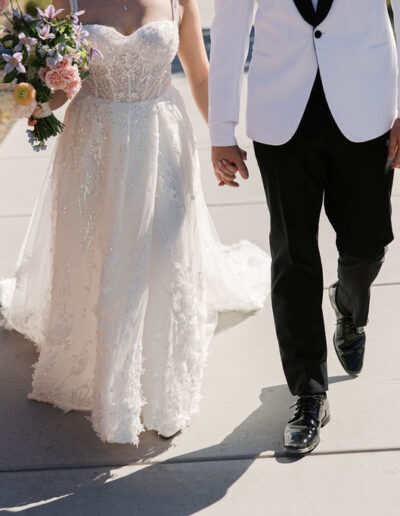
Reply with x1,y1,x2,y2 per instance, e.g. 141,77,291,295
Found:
172,0,179,23
69,0,79,13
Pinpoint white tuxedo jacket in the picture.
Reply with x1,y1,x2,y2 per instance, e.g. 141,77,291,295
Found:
209,0,400,146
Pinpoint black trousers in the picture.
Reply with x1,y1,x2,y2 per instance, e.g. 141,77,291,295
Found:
254,71,394,395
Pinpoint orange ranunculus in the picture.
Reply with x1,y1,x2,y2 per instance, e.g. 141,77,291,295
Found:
13,83,36,106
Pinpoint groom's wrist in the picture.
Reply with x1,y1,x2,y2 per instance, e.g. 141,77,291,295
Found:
209,122,237,147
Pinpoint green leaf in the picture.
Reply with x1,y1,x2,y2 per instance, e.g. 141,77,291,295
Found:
53,35,65,45
3,69,19,83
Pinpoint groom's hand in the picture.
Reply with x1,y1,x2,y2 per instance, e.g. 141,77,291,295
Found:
388,118,400,169
212,146,249,187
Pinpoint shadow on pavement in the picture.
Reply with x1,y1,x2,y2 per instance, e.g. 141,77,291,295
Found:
0,326,352,514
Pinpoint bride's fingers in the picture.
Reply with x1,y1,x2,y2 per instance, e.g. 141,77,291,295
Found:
221,173,236,185
219,170,239,187
217,160,236,177
221,159,238,173
214,165,233,187
28,103,42,126
221,177,239,187
213,164,225,186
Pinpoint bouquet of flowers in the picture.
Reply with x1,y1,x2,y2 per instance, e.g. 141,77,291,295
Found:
0,0,102,151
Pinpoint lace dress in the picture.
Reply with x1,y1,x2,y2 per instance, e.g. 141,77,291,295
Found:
0,0,270,444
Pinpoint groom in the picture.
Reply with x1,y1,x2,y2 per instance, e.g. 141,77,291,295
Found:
209,0,399,454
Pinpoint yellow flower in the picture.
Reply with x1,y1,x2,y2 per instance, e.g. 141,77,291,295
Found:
13,82,36,106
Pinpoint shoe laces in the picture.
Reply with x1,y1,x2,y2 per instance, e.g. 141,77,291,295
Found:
289,394,325,411
337,315,364,335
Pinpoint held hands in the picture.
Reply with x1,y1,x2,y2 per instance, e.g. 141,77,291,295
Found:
211,145,249,187
388,118,400,169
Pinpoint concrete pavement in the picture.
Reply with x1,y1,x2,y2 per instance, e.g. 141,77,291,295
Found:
1,3,400,515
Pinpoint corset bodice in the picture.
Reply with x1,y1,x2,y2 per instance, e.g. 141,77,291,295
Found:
81,20,179,102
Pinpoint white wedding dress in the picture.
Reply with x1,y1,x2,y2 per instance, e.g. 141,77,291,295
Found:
0,0,270,444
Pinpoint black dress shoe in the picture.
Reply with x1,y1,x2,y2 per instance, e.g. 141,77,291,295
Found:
329,282,366,376
284,393,330,455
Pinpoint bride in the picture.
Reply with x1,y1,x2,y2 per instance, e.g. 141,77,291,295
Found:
0,0,270,445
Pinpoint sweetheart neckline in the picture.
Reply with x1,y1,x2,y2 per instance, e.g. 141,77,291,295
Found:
83,20,177,39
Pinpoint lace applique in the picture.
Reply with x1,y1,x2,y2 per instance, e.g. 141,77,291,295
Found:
82,22,179,102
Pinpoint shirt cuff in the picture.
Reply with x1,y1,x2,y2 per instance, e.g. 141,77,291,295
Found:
209,122,237,147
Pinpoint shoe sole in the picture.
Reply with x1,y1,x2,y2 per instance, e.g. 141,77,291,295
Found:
159,429,183,439
283,413,331,456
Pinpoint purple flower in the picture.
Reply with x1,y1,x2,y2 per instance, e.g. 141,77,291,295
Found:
73,24,89,47
14,33,38,55
71,9,85,25
37,24,55,41
37,44,49,57
12,7,22,19
37,5,64,21
2,52,26,74
12,8,34,22
89,46,103,61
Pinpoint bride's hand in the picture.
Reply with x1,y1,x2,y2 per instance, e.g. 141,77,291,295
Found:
27,103,40,127
27,90,69,127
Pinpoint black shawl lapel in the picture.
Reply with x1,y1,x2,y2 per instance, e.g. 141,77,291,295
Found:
292,0,317,27
292,0,334,28
315,0,334,25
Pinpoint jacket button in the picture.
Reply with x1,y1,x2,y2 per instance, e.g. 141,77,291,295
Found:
314,30,322,39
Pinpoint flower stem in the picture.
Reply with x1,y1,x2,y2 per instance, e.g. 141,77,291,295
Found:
33,113,65,144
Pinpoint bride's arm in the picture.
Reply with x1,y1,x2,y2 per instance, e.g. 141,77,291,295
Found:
177,0,209,123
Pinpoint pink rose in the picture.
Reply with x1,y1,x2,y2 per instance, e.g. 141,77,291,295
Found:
60,65,80,86
40,58,73,85
65,77,81,99
61,58,73,68
67,79,80,90
65,85,80,100
45,69,67,90
39,67,50,84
